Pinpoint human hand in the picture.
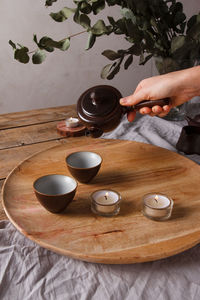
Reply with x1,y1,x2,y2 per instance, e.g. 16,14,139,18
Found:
120,67,200,122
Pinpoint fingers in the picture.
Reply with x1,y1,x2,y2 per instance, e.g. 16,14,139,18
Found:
139,107,156,117
127,104,172,121
139,107,151,114
139,105,172,118
127,110,136,122
152,105,163,114
157,105,171,117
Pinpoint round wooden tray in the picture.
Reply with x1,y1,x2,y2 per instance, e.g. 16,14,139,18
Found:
2,137,200,264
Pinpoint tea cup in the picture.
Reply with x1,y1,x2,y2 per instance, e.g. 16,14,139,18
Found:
66,151,102,183
33,174,77,213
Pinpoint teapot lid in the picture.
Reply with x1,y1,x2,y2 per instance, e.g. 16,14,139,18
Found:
77,85,122,118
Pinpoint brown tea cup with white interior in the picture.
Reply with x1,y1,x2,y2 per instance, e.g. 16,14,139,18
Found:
33,174,77,213
66,151,102,183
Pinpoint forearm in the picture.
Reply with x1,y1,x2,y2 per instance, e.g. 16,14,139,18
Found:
177,66,200,98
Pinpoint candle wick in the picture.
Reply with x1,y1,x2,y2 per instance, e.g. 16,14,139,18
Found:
104,195,107,200
154,197,158,203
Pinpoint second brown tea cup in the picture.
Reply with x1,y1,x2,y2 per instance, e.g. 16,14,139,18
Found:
66,151,102,183
33,174,77,213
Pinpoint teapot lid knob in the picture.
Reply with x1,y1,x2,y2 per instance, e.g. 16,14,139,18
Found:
90,90,101,106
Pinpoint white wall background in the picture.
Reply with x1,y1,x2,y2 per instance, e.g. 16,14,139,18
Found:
0,0,199,113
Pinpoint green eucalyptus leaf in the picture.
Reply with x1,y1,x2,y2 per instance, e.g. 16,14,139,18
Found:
39,36,70,51
33,34,38,45
125,37,135,43
125,18,143,42
9,40,16,49
124,54,133,69
107,16,115,26
121,8,136,23
50,7,75,22
155,57,179,74
92,0,105,15
107,63,120,80
139,53,153,65
38,36,51,47
187,15,197,32
106,0,117,6
173,11,186,26
80,2,92,14
44,46,54,53
143,31,155,49
38,36,55,52
60,38,70,51
91,19,109,36
14,47,29,64
115,19,127,34
187,22,200,40
179,21,186,33
171,35,186,53
45,0,57,7
73,7,80,24
150,17,159,32
125,19,137,38
101,49,121,60
79,14,91,29
170,2,183,13
100,63,112,79
85,32,96,50
139,52,144,65
154,40,165,52
37,36,54,52
32,50,46,64
101,57,123,80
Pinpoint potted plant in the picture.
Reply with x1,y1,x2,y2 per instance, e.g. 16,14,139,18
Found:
9,0,200,119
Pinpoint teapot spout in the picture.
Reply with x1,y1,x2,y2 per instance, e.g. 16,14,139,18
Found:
85,127,103,138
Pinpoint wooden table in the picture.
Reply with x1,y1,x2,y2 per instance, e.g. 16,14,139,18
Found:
2,105,200,264
0,105,78,220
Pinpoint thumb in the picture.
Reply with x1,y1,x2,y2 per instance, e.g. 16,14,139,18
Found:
120,88,150,106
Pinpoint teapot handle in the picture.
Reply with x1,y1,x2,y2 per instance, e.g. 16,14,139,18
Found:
125,98,171,112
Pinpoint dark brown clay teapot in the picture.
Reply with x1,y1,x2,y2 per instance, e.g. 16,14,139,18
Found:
77,85,170,138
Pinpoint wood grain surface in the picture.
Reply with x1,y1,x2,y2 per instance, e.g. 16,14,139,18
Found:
0,105,76,129
0,181,6,220
0,105,77,220
2,137,200,264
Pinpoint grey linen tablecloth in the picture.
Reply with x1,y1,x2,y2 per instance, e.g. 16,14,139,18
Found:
1,99,200,300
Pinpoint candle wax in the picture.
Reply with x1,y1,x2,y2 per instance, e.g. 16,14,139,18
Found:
94,190,119,205
91,190,121,215
142,193,173,220
65,117,79,128
144,194,170,208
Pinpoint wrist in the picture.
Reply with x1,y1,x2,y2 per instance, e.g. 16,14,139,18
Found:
181,66,200,97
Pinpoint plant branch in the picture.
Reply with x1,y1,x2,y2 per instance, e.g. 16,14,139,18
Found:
28,30,87,55
60,30,87,42
28,50,37,54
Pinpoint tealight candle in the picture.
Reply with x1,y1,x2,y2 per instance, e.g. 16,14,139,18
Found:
142,193,173,221
65,117,79,128
91,189,121,217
